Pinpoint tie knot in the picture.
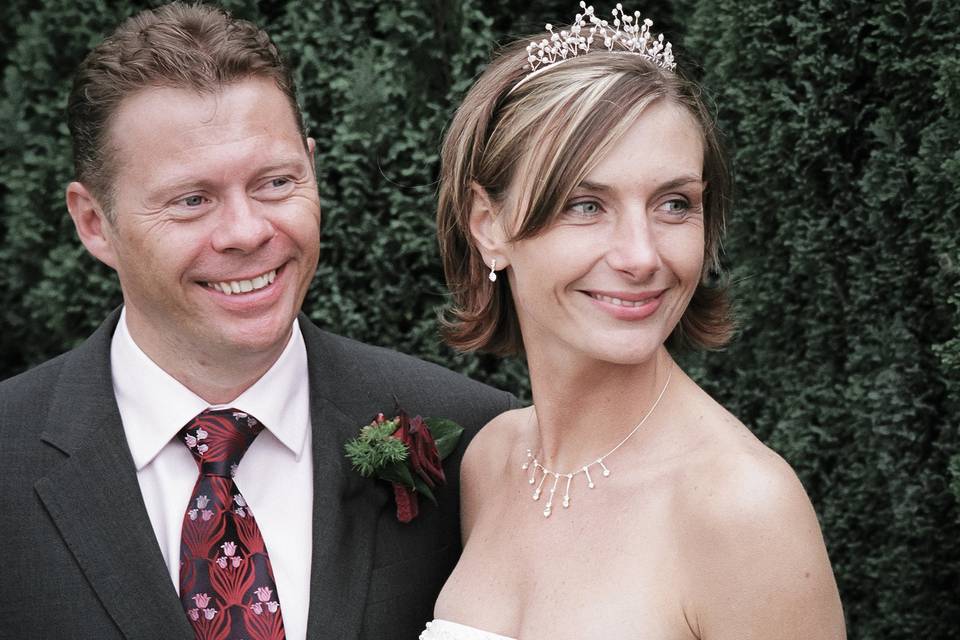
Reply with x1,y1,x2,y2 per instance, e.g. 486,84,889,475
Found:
178,408,265,477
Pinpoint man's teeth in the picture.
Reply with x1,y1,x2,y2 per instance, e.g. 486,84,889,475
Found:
592,293,654,308
207,269,277,295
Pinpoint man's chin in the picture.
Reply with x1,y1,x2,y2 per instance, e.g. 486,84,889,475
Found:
207,320,297,362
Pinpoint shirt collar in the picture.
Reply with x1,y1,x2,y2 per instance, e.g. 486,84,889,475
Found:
111,308,311,470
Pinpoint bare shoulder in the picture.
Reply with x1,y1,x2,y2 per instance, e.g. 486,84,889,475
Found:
668,381,816,529
683,419,814,533
462,406,530,477
672,395,846,639
460,406,532,538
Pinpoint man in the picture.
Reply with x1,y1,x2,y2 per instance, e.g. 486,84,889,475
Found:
0,4,513,639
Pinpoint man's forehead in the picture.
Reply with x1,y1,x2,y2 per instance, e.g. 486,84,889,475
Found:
107,78,302,145
104,78,309,191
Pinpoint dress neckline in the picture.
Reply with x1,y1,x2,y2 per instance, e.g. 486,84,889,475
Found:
421,618,517,640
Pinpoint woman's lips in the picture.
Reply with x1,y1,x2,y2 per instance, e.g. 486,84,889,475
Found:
584,289,665,319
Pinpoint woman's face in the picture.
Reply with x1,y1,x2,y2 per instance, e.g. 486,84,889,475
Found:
501,100,706,366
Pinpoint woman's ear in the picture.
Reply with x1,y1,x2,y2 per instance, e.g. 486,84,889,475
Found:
468,182,511,271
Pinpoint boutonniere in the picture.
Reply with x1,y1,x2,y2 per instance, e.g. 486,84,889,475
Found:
345,410,464,523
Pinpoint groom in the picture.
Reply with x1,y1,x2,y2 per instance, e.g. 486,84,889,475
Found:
0,3,512,639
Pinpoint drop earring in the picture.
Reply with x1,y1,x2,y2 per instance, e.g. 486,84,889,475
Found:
488,259,497,282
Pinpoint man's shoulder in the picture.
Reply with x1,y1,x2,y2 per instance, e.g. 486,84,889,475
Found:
0,352,75,459
313,329,471,381
0,351,71,403
299,318,517,419
1,311,115,421
306,324,506,392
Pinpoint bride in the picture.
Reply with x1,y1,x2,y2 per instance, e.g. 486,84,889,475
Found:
424,4,846,639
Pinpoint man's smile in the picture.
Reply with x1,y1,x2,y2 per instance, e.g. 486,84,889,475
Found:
204,267,278,295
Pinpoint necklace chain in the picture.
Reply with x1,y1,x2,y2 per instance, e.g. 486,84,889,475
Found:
522,365,673,518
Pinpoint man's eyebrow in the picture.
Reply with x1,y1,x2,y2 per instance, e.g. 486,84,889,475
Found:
148,156,312,194
255,156,313,175
146,177,216,197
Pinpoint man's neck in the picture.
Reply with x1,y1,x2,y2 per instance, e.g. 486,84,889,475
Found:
123,317,291,405
166,363,276,405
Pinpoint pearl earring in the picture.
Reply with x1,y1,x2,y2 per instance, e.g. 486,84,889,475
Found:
488,258,497,282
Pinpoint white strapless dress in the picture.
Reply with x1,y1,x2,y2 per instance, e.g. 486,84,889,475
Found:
420,619,517,640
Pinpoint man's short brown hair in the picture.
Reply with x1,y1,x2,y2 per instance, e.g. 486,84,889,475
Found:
67,2,305,218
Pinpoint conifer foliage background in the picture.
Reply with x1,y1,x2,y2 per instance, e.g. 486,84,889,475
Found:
1,0,957,636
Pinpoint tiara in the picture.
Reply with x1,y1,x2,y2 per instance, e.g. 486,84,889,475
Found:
513,2,675,91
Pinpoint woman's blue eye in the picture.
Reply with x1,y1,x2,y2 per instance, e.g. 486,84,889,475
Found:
663,199,689,213
569,201,601,216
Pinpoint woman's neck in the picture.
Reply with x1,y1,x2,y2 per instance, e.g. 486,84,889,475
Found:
525,345,674,472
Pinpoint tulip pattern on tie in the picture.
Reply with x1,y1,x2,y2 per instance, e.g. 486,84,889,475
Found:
178,408,285,640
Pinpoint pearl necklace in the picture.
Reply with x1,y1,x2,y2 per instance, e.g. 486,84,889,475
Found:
522,366,673,518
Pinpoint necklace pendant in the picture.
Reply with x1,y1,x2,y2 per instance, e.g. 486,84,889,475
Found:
598,459,611,477
532,476,543,500
522,365,673,520
542,473,560,517
562,474,572,508
584,466,595,489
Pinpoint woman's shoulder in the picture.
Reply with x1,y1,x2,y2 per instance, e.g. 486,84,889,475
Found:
674,388,813,531
666,384,813,537
462,406,532,475
685,438,812,531
668,387,845,637
459,407,532,537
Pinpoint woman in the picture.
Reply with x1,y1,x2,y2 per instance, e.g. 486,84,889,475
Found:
424,4,845,639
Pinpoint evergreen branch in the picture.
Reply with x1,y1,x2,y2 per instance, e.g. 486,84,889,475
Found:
344,420,409,477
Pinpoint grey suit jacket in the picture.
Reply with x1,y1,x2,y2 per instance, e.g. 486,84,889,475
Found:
0,311,515,639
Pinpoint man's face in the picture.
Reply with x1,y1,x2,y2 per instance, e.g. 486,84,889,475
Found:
96,78,321,366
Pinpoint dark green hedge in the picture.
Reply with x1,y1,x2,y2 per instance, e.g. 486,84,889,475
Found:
1,1,957,636
683,1,960,635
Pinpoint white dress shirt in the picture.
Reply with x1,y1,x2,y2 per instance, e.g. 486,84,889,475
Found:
111,309,313,640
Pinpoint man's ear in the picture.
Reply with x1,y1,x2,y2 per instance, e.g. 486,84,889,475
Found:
65,181,119,270
468,182,510,270
307,136,317,171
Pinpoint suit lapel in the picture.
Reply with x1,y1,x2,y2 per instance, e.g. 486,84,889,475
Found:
301,318,390,638
34,311,193,640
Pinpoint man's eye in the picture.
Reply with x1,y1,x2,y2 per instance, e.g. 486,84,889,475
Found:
269,178,290,188
182,195,205,207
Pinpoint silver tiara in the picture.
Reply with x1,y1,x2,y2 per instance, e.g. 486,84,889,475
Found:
514,2,676,91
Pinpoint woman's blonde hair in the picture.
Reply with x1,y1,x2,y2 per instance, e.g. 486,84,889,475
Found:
437,36,733,355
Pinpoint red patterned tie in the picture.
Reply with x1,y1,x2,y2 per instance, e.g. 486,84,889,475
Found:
178,408,286,640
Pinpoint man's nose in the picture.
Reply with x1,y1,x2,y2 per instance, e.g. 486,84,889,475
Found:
210,194,276,253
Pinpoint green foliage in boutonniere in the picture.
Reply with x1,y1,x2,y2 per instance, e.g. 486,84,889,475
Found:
345,411,464,522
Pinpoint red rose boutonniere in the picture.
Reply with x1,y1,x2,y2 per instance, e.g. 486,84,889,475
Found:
345,410,464,523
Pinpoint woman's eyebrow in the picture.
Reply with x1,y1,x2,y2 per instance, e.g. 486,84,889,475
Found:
655,175,705,191
573,179,615,193
574,175,704,193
